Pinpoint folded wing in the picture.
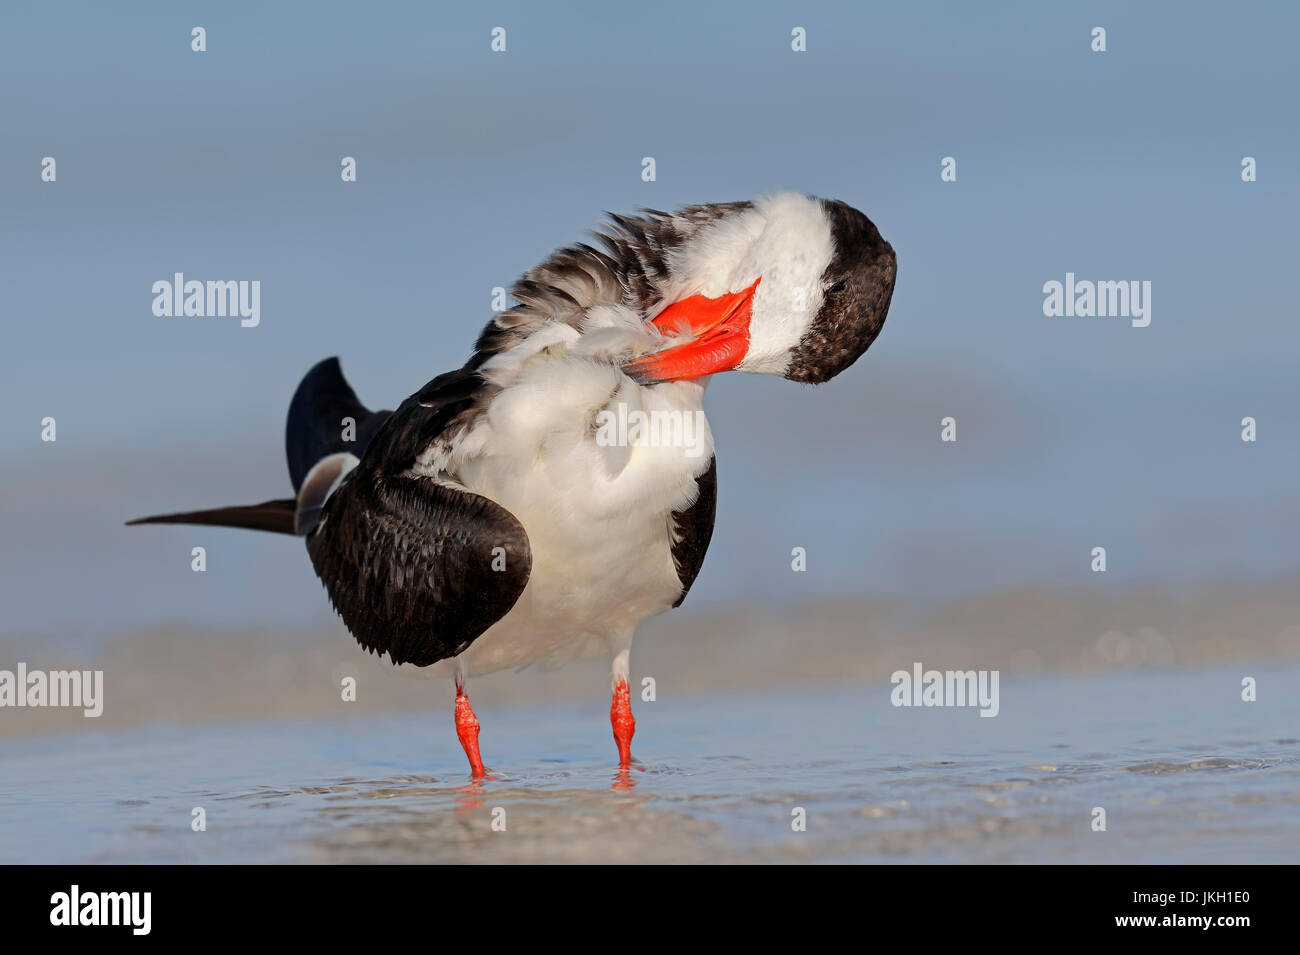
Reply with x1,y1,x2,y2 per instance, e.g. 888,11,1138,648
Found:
307,469,531,667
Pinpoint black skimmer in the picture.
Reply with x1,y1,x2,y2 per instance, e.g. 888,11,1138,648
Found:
129,192,897,778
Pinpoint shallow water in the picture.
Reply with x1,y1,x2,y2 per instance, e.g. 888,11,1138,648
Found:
1,663,1296,864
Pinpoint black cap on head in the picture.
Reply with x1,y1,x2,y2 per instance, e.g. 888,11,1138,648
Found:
784,200,896,384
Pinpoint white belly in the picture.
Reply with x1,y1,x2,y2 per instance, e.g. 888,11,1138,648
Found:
431,355,715,678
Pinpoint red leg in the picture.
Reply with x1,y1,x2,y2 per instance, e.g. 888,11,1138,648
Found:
610,679,636,767
454,682,486,778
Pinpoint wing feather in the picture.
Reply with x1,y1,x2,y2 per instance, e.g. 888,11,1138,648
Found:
669,456,717,607
308,471,531,667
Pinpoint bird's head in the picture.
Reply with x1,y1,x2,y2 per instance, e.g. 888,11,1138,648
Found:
623,193,896,385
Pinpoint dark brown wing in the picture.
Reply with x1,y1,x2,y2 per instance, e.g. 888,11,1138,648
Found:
669,456,717,608
307,470,531,667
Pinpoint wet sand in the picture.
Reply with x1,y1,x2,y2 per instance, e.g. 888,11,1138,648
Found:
2,662,1296,864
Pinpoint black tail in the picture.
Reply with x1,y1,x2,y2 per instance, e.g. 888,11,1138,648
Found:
285,357,390,493
127,357,390,536
126,499,298,535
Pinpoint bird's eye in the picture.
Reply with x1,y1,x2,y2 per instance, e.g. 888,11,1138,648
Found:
826,280,847,295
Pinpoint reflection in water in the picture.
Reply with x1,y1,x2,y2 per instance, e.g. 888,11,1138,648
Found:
455,777,490,819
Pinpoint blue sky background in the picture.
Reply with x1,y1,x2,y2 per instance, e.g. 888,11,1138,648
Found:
1,1,1297,639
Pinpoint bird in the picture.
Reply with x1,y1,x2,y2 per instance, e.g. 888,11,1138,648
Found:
128,192,897,778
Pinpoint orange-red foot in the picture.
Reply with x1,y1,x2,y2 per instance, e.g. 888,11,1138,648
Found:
610,679,636,767
455,683,486,778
